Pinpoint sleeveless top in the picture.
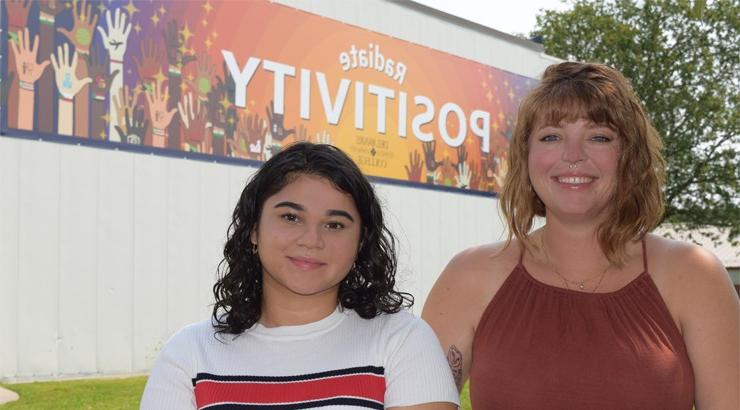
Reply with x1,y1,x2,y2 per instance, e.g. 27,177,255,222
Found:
470,240,694,409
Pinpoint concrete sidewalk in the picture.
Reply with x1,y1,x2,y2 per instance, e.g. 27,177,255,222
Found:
0,386,19,405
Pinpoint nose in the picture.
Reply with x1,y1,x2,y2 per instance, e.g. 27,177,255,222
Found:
296,224,325,249
561,138,586,164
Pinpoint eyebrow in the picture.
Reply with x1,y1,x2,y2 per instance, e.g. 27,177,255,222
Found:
274,201,355,222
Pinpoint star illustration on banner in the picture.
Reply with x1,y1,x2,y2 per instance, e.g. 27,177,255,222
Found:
486,90,493,102
204,37,213,49
220,96,231,111
124,0,139,17
151,13,160,26
97,2,106,14
134,23,142,34
159,5,167,16
203,0,214,14
153,69,167,85
180,22,194,43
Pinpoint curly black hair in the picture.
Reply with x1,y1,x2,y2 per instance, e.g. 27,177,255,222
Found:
212,142,413,335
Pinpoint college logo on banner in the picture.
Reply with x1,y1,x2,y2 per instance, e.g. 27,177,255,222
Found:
1,0,536,194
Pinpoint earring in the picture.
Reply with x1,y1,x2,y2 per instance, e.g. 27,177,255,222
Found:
251,243,258,254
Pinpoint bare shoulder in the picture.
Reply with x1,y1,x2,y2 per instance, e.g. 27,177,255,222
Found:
647,233,731,289
646,233,737,328
423,240,520,325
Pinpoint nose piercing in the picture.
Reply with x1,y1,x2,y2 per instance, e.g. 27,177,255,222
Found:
569,163,578,169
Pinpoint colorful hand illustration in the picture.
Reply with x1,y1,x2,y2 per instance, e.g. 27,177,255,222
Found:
188,54,216,102
405,150,424,182
238,113,267,156
178,92,209,145
115,106,148,145
57,0,99,55
494,151,509,190
296,123,309,142
163,20,196,67
266,100,295,142
145,80,178,146
480,151,498,192
7,0,31,31
439,157,457,186
38,0,64,17
314,129,331,145
112,85,141,135
422,140,442,183
11,28,50,85
133,39,165,89
96,8,132,62
50,42,92,99
88,46,119,98
456,162,472,189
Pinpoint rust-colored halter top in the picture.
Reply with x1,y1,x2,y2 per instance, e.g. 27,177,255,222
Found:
470,241,694,409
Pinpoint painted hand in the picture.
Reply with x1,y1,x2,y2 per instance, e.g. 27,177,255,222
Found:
133,40,165,89
10,28,50,84
265,100,295,142
112,85,141,135
96,8,132,61
178,92,208,144
115,106,148,145
145,80,178,131
88,45,119,97
404,150,424,182
50,43,92,99
456,161,472,189
7,0,31,30
57,0,99,55
314,129,331,144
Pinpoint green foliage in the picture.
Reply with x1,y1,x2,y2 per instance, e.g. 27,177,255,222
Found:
0,377,147,409
533,0,739,243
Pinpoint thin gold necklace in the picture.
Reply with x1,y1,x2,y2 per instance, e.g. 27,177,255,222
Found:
540,235,611,292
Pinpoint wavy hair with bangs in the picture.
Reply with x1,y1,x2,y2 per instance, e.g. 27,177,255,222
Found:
500,61,666,265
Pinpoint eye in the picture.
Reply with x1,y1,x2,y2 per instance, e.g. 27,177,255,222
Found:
591,134,612,143
540,134,559,142
324,221,345,231
281,213,299,224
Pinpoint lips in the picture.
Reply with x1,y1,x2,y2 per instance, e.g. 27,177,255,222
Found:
288,256,326,270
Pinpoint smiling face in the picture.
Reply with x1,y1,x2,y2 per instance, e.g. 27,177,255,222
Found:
251,173,362,305
528,118,620,222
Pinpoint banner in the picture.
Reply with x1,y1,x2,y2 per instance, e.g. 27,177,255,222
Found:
2,0,537,194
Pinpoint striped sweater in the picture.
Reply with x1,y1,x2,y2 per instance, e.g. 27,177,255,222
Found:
140,308,459,409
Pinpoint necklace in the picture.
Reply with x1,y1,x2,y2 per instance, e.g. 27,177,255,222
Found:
540,235,611,292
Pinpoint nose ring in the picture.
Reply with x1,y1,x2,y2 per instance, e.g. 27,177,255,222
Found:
569,163,577,169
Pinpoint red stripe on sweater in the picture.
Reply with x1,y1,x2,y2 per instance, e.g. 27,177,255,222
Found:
194,374,385,407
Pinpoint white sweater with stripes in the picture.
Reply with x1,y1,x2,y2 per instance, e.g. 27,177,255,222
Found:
140,308,459,409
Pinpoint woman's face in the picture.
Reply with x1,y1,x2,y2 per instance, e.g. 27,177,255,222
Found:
251,173,362,302
528,118,620,222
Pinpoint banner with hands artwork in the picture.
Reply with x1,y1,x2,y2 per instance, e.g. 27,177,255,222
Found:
1,0,536,195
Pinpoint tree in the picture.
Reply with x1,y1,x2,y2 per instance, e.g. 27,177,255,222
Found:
533,0,739,244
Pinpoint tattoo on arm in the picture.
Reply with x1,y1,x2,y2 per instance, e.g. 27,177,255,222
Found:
447,344,463,390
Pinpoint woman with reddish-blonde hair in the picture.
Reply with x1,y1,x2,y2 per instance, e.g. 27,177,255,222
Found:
423,61,739,409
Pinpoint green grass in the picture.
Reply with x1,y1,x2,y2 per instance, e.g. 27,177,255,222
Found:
1,376,471,409
0,376,147,409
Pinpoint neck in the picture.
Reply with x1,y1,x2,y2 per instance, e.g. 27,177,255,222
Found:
540,219,610,274
260,281,339,328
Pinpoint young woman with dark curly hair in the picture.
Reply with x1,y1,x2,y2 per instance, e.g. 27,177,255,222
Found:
141,142,459,410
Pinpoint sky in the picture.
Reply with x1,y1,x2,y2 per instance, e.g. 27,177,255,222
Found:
412,0,572,37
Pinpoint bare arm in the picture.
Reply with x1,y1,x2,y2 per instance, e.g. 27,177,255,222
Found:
671,244,740,410
422,244,512,392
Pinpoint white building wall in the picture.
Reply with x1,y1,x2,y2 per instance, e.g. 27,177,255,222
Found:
0,0,557,380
